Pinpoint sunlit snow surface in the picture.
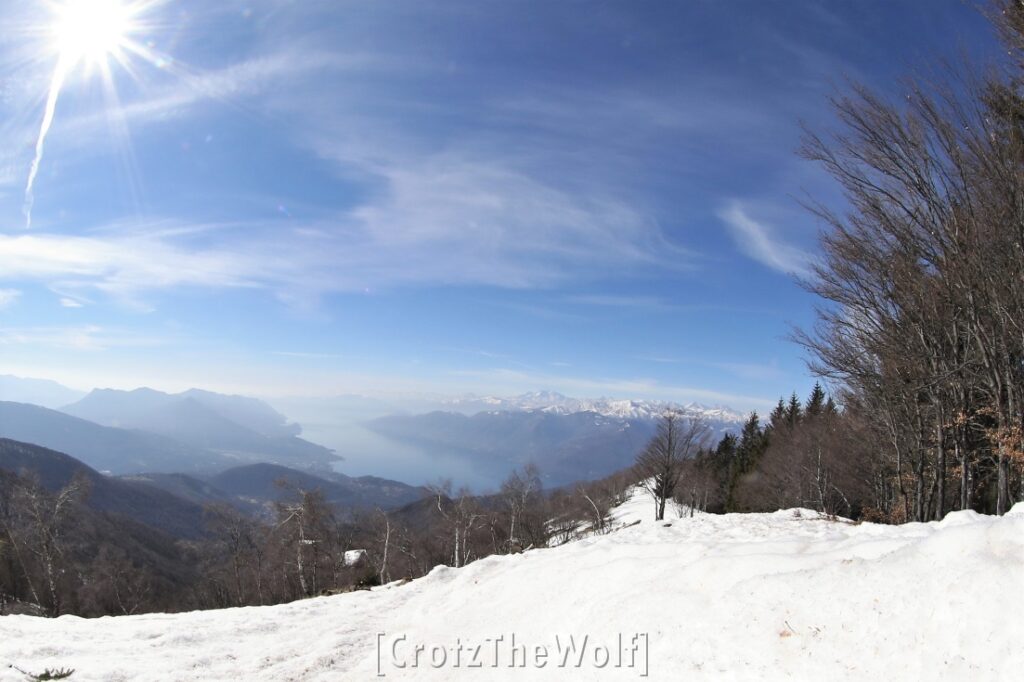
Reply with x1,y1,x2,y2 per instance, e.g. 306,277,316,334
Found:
2,490,1022,680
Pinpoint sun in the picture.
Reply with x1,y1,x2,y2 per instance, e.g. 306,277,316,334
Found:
50,0,139,69
23,0,159,228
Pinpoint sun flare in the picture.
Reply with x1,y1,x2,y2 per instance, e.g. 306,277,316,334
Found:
24,0,159,228
50,0,137,68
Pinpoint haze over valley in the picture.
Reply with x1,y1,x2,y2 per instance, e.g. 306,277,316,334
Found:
0,374,745,490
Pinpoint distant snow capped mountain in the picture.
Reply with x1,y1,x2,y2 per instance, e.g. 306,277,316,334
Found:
358,391,749,488
443,391,747,423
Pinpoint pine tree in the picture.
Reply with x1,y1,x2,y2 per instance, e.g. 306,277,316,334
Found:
785,392,802,427
735,412,764,470
806,383,826,418
768,398,787,432
711,433,737,510
726,413,766,511
713,433,737,480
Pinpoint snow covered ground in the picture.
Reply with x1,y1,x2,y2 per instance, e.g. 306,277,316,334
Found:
2,489,1022,681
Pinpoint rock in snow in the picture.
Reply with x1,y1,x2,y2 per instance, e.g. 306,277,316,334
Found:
2,493,1022,680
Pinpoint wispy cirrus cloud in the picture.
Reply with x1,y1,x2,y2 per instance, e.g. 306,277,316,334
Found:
0,230,262,302
30,40,807,310
4,32,699,303
0,288,21,309
634,354,785,382
3,18,701,305
0,324,168,351
712,360,785,382
718,201,816,278
634,354,683,364
563,294,677,311
342,155,691,289
59,49,391,137
272,350,349,360
0,150,692,306
0,45,400,192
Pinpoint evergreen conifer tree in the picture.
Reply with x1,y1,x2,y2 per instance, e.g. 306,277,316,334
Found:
785,392,802,427
806,383,826,418
768,398,787,432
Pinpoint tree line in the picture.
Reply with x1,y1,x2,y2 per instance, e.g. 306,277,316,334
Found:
633,385,878,521
637,1,1024,523
790,0,1024,520
0,460,632,617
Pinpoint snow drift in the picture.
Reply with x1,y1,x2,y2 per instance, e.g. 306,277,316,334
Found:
2,490,1022,681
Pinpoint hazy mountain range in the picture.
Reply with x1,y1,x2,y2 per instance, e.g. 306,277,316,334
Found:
0,439,426,534
0,375,747,490
0,437,216,539
439,390,747,423
0,401,226,474
64,387,302,438
123,463,425,520
0,438,433,614
0,374,86,409
365,395,744,488
205,463,425,512
62,387,336,469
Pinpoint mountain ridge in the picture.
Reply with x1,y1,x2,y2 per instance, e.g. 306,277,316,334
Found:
441,390,748,422
62,388,338,470
365,406,740,488
0,437,214,539
0,400,235,474
0,374,86,409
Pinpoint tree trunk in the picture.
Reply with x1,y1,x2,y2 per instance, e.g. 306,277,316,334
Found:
255,552,265,605
42,544,60,616
997,448,1010,515
379,514,391,585
296,521,309,596
935,417,946,520
956,437,968,511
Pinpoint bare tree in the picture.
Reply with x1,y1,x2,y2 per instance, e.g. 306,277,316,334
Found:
795,4,1024,518
427,480,485,568
576,484,607,533
635,413,711,520
274,483,334,598
372,508,392,585
5,473,89,615
89,546,152,616
206,504,265,606
500,463,543,551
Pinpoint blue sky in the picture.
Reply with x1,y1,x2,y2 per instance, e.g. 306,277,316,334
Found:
0,0,998,412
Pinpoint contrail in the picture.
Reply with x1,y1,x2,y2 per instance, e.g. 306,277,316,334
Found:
24,58,70,229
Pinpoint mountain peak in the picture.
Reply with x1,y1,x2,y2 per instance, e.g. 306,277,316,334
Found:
441,391,746,423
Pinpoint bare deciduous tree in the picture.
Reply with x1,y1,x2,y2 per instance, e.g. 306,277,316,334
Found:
4,472,89,615
635,413,711,520
500,463,543,551
794,2,1024,518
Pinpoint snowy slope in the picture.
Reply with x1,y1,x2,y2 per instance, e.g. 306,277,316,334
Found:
2,493,1022,681
606,484,692,525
